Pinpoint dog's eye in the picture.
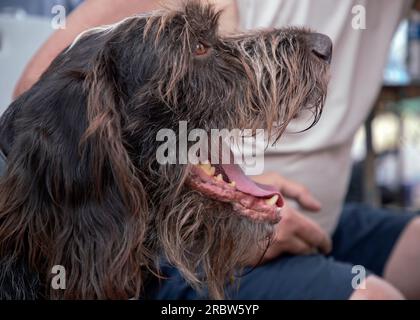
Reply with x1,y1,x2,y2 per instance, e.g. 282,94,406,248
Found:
194,43,208,56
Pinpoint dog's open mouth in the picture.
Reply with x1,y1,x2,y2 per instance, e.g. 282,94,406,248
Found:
187,161,284,223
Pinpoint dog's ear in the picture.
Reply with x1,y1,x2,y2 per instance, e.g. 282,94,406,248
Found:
81,47,145,212
66,47,152,298
0,44,151,299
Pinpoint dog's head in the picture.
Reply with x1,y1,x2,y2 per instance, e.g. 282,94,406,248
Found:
0,1,331,299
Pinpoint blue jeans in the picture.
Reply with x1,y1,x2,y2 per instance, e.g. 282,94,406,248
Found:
147,203,416,300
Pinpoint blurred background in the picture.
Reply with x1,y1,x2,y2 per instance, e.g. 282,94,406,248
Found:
349,8,420,212
0,0,419,212
0,0,82,111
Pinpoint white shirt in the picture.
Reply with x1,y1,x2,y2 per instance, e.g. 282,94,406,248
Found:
236,0,411,233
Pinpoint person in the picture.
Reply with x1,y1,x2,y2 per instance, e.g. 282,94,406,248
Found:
0,0,83,17
11,0,420,300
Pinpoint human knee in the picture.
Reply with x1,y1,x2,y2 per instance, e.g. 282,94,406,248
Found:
350,275,404,300
405,217,420,238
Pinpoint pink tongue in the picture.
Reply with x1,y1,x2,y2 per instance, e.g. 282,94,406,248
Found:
221,164,284,206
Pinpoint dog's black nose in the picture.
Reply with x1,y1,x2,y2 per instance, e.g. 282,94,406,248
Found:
306,33,333,64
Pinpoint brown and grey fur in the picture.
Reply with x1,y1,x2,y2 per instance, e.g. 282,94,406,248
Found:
0,1,329,299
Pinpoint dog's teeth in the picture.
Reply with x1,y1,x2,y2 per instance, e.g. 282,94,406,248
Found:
229,181,236,188
209,166,216,176
215,174,224,182
201,161,211,169
265,195,279,206
198,163,215,176
198,166,209,175
202,169,212,176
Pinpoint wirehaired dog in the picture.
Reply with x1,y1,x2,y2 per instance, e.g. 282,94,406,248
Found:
0,1,331,299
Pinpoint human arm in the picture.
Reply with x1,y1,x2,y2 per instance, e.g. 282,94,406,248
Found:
13,0,164,98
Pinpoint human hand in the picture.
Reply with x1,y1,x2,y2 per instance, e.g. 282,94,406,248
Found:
250,172,332,263
252,171,322,211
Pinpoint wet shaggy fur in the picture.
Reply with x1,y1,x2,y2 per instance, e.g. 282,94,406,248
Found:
0,1,329,299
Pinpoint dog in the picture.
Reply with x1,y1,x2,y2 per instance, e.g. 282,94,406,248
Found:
0,1,331,299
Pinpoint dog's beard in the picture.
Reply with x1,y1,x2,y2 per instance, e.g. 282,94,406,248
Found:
154,188,274,300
